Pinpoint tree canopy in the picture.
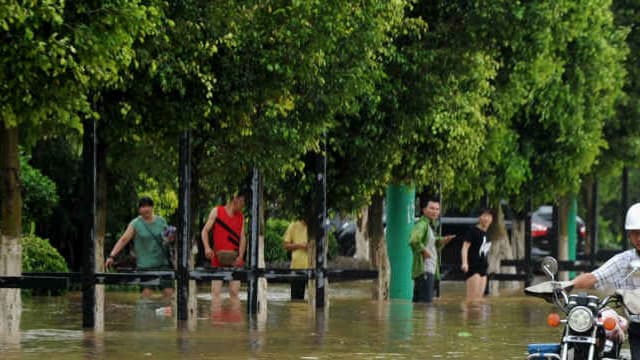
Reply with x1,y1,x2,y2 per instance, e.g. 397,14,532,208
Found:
0,0,636,268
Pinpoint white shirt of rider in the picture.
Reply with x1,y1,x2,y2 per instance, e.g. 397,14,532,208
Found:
592,249,640,290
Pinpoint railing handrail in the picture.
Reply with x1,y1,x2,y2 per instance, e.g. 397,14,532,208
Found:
6,268,379,288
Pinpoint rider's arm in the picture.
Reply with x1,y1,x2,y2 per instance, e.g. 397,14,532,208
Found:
201,207,218,259
573,273,597,289
576,252,628,289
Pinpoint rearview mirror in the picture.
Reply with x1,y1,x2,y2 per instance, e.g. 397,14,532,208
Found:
541,256,558,280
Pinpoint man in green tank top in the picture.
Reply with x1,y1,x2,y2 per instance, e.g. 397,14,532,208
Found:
105,197,174,299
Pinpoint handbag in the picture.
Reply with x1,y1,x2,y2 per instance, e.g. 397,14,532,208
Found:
216,250,239,267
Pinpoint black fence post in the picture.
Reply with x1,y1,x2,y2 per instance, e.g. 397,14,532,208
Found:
622,167,629,250
82,118,97,328
590,179,599,267
247,168,261,315
551,204,559,260
315,141,327,309
524,198,533,286
177,130,191,323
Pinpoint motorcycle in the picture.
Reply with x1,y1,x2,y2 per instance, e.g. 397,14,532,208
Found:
525,256,640,360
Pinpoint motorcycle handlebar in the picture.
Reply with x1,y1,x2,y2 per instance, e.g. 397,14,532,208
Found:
552,287,570,311
600,294,622,309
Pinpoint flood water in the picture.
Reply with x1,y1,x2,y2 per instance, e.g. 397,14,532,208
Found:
0,281,605,359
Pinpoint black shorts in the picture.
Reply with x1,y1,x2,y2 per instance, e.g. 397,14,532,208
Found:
465,263,488,280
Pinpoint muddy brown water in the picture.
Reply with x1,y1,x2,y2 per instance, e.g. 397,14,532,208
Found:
0,281,614,359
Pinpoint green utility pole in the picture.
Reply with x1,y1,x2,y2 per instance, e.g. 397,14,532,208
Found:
385,185,415,300
568,195,577,279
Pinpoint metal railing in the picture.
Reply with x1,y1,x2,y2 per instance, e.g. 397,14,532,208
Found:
1,268,378,289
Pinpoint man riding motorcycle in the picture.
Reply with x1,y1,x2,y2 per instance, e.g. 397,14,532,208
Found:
573,203,640,359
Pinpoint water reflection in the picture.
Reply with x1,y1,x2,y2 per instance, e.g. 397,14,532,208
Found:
134,298,174,330
388,300,413,342
0,331,21,357
210,297,244,325
247,316,264,353
82,331,104,359
460,300,491,323
313,308,329,346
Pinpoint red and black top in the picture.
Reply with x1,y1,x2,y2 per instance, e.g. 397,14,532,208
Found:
211,205,243,267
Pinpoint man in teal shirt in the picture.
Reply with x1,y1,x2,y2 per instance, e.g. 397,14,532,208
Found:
409,196,455,303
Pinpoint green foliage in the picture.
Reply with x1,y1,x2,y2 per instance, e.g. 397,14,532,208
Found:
446,0,628,210
596,0,640,173
275,0,497,214
264,218,289,263
153,0,403,196
20,153,59,230
137,176,178,219
4,0,636,268
22,234,69,273
1,0,163,132
595,168,640,249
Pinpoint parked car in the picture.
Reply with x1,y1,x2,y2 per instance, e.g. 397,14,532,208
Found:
531,205,587,259
333,219,356,257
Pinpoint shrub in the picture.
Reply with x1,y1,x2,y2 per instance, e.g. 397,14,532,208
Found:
23,234,69,273
20,153,59,232
265,218,290,262
22,234,69,295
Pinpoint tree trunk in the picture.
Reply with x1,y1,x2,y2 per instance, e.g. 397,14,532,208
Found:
94,140,107,331
187,139,203,330
0,122,22,334
307,150,328,310
511,217,526,260
306,213,318,306
257,174,268,320
355,206,370,261
487,205,517,292
306,216,328,307
558,197,570,281
580,175,594,257
189,139,204,268
368,194,389,301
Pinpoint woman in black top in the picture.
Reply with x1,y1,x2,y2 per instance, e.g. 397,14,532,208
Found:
461,208,493,301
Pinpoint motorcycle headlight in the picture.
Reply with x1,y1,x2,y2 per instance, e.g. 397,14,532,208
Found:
567,306,593,333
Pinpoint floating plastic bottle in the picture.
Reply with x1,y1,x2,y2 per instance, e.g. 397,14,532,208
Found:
155,306,173,317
